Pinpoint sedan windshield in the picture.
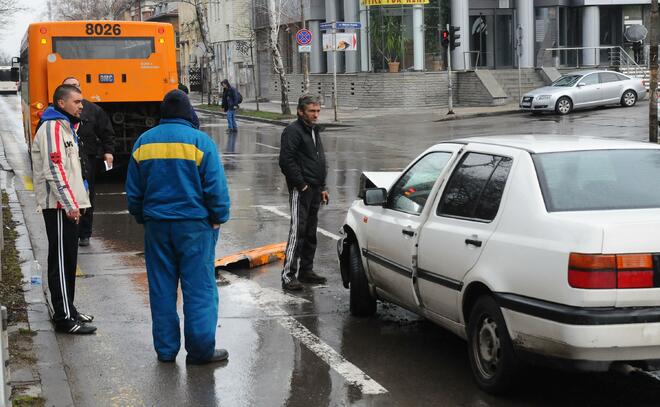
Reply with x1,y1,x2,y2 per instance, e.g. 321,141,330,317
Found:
534,149,660,211
551,75,581,87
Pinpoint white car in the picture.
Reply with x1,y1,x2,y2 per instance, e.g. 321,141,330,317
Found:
337,136,660,394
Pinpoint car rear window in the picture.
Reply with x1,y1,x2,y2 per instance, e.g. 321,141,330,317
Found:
533,149,660,211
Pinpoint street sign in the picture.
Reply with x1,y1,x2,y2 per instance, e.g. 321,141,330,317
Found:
298,45,311,53
336,22,361,29
296,29,312,46
320,22,334,30
323,33,358,51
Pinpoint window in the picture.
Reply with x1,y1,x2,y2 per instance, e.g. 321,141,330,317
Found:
53,37,155,60
600,72,620,83
437,153,513,221
534,150,660,211
616,73,630,81
386,152,453,215
579,74,599,86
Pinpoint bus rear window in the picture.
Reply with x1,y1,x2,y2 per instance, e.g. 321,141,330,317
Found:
0,69,12,81
53,37,155,60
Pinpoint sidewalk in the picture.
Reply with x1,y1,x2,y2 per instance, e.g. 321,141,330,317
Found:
189,92,522,127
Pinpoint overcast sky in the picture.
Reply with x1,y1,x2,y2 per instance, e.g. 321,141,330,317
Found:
1,0,48,57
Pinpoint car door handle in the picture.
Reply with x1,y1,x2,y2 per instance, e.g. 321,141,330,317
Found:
402,229,415,237
465,239,482,247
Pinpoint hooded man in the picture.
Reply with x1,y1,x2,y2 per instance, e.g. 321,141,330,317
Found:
125,90,231,365
31,84,96,334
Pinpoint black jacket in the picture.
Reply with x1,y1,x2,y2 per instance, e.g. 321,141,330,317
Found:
221,86,238,112
279,118,327,191
78,99,115,157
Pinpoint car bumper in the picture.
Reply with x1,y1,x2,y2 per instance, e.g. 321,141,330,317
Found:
496,293,660,368
519,103,553,112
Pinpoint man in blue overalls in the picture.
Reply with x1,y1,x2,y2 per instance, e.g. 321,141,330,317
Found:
126,90,230,364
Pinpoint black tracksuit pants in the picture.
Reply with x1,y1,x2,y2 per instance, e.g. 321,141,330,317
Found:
43,209,80,322
79,155,97,239
282,186,321,283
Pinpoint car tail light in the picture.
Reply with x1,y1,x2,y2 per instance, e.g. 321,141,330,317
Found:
569,253,654,289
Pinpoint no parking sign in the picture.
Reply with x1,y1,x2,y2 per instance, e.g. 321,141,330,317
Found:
296,29,312,46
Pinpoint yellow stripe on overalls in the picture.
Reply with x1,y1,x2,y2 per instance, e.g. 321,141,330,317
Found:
132,143,204,166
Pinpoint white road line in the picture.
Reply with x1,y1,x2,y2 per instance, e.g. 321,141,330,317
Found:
253,205,341,241
222,272,388,395
255,142,280,150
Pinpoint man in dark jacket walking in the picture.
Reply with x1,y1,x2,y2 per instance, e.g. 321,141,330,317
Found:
62,77,115,247
279,95,329,291
220,79,239,132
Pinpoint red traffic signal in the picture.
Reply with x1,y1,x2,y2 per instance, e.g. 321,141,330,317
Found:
441,30,449,47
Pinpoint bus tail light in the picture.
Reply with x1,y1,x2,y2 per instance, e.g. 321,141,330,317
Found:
157,27,165,34
159,38,165,44
35,102,44,110
39,27,47,34
568,253,654,289
40,38,47,45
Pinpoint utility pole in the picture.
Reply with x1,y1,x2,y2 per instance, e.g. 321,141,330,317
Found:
300,0,310,94
650,0,658,143
332,21,338,122
446,24,454,115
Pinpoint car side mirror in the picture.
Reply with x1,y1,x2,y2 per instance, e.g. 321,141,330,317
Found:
577,82,586,87
363,188,387,206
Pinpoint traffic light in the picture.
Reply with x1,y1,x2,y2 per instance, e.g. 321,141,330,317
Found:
441,29,449,47
449,25,461,50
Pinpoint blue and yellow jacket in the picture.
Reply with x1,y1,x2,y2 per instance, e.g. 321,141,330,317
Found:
125,118,230,225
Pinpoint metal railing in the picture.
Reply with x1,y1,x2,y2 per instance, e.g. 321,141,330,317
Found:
461,51,495,70
539,46,647,80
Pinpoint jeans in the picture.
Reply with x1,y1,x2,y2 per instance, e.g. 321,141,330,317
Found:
226,108,237,130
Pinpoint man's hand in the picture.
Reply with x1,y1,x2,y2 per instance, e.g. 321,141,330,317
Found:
301,185,309,192
103,153,114,167
213,224,221,230
66,209,81,224
321,190,330,205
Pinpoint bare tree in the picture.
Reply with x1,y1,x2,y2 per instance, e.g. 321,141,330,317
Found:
54,0,129,20
0,0,25,26
266,0,294,115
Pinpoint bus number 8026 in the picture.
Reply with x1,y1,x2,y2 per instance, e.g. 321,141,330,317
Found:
86,23,121,36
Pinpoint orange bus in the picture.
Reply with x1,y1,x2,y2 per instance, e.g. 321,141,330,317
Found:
18,21,178,160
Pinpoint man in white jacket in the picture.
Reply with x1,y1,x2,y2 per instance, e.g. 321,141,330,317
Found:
32,84,96,334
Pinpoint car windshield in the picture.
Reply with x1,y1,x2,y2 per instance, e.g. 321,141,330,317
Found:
551,75,581,87
534,149,660,211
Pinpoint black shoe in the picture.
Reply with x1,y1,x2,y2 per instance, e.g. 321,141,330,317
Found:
75,313,94,323
158,355,176,363
298,271,327,284
186,349,229,365
54,320,97,335
282,278,303,291
79,237,90,247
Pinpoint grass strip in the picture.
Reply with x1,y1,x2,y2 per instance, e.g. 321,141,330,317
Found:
197,105,294,121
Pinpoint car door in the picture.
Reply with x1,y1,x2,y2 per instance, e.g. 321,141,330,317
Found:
599,72,623,103
416,147,517,321
366,149,456,308
573,73,601,107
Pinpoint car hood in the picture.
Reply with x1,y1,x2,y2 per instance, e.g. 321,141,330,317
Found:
548,209,660,253
523,86,569,97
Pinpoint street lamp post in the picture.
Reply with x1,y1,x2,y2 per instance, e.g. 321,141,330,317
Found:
650,0,658,143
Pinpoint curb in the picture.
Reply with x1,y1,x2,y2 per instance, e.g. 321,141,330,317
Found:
194,107,354,128
0,168,74,404
433,108,523,122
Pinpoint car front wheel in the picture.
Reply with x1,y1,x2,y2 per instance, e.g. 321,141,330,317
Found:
467,296,520,395
349,242,376,317
620,90,637,107
555,96,572,115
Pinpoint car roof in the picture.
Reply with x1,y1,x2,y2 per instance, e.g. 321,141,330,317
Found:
441,135,660,154
561,70,623,76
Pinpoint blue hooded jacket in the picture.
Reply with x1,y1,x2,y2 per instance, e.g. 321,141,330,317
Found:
125,90,230,224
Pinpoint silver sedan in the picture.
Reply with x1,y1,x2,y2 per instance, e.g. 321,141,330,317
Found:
520,70,647,115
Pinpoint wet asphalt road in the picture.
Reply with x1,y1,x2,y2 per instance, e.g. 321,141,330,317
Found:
3,94,660,406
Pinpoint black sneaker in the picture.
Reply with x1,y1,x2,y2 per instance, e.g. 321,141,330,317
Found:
282,278,303,291
55,320,97,335
186,349,229,365
158,355,176,363
79,237,90,247
76,313,94,323
298,271,327,284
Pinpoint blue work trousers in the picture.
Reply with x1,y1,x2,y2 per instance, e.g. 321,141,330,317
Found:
144,219,219,362
226,108,237,130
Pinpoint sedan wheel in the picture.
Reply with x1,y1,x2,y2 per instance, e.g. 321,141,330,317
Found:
467,296,520,395
349,242,376,317
555,97,572,115
620,90,637,107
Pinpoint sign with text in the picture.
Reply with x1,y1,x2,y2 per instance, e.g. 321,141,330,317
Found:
298,45,312,53
296,29,312,46
361,0,429,5
323,33,358,51
336,22,362,29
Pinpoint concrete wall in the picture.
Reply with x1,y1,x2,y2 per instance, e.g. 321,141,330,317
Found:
268,72,458,108
456,71,501,106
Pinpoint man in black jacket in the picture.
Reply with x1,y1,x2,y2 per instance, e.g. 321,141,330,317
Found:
62,77,115,247
279,95,329,291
